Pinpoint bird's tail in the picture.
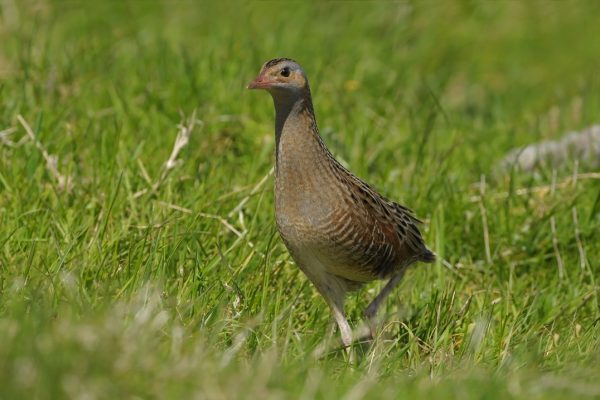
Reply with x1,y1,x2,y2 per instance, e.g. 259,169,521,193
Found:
420,248,436,263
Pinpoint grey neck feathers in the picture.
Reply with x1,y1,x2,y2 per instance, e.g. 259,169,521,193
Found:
272,91,319,162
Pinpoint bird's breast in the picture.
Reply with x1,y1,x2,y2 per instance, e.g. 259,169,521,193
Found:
274,168,337,243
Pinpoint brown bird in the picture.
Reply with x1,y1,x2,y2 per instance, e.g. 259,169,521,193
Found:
248,58,435,347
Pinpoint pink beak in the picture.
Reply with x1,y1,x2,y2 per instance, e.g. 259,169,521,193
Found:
247,74,272,90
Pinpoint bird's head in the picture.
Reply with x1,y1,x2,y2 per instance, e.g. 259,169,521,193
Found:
247,58,308,97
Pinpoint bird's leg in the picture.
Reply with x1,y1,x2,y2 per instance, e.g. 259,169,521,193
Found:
305,269,353,349
364,269,407,338
327,298,358,364
326,297,353,349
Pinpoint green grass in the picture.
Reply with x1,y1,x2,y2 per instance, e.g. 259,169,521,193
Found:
1,1,600,398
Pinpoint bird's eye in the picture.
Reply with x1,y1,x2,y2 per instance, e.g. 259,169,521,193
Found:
280,67,291,77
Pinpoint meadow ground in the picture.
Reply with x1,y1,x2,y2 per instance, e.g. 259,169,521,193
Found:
1,1,599,399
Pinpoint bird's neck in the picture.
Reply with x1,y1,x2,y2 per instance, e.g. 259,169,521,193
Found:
272,92,324,166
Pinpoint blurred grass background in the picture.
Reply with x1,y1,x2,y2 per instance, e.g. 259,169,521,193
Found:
1,0,599,398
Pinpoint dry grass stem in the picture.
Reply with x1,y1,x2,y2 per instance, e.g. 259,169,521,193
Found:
17,115,72,191
550,216,565,280
468,172,600,203
228,166,274,218
0,126,18,146
571,207,587,271
478,175,492,264
134,110,202,198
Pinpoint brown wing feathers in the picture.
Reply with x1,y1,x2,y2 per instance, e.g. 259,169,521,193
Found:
327,165,434,279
